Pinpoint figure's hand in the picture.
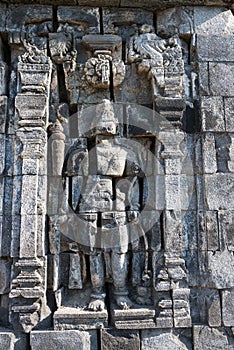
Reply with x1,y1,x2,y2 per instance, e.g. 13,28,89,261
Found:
127,211,139,222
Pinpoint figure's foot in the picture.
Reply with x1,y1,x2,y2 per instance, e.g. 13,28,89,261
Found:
88,298,105,311
136,296,152,305
115,295,133,310
88,293,106,311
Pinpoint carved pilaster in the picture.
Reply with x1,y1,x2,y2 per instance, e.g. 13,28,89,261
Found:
10,46,52,333
155,130,191,328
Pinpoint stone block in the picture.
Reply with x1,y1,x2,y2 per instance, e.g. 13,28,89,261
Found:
80,0,120,5
194,136,203,175
201,97,225,132
157,7,194,37
164,210,182,252
54,307,108,330
164,175,181,210
194,7,234,34
115,64,152,104
0,177,3,216
193,326,234,350
202,133,217,174
68,253,83,289
206,211,219,251
21,175,38,215
197,211,207,251
101,329,140,350
2,176,13,215
19,215,37,258
157,6,234,37
12,176,22,215
207,290,222,327
143,175,165,211
172,289,191,328
190,289,221,326
37,214,46,257
0,215,12,257
219,211,234,251
141,330,189,350
103,8,153,39
111,305,156,329
57,7,100,34
6,5,52,31
197,35,234,62
141,210,162,251
198,62,209,95
0,135,4,177
182,211,197,251
0,6,6,32
180,175,196,210
207,249,234,289
0,259,11,294
204,174,234,210
222,289,234,326
4,135,22,177
224,98,234,132
0,331,15,350
10,215,20,258
215,134,232,173
209,63,234,97
30,330,96,350
227,136,234,172
0,96,7,134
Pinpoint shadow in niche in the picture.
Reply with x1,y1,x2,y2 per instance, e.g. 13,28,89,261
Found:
182,101,201,134
0,305,10,328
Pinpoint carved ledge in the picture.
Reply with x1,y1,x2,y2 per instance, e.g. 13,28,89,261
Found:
83,34,122,52
54,307,108,330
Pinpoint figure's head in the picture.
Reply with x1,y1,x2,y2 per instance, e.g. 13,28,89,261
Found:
139,24,155,34
93,99,118,135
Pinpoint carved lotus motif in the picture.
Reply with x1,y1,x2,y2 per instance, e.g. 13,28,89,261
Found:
84,53,125,89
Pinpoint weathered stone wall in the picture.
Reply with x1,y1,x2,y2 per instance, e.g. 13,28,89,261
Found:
0,2,233,349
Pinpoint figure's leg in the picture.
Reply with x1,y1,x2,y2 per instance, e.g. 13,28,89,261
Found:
111,252,133,309
88,253,105,311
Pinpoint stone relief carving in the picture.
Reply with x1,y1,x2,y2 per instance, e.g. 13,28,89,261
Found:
49,23,77,72
83,35,125,89
128,24,184,99
10,39,52,333
1,4,233,349
54,101,144,315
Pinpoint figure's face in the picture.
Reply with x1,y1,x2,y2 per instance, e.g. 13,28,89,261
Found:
93,99,118,135
95,121,118,135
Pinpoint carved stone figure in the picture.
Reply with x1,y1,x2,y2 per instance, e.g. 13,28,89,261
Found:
128,24,184,98
63,100,144,311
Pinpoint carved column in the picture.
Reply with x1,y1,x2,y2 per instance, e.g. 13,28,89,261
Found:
155,130,191,328
9,48,52,333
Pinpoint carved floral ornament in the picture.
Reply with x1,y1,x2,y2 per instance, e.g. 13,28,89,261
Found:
84,50,125,88
20,24,185,94
83,34,126,89
48,25,126,87
128,24,184,98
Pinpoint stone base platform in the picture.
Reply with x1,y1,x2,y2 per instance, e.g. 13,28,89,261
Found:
54,307,108,330
110,304,156,329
